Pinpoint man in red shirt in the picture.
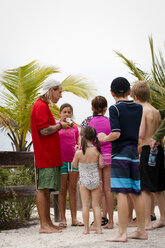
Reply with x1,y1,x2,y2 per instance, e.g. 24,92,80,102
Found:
31,78,71,233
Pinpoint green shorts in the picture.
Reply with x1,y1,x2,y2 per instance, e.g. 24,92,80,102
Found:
61,162,78,174
36,167,61,191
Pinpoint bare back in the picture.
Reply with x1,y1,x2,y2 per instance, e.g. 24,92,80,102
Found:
139,102,161,146
77,147,100,164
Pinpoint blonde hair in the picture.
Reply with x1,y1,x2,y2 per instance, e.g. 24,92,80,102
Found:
40,86,60,104
131,81,150,102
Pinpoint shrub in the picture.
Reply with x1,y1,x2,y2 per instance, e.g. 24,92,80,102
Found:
0,166,36,230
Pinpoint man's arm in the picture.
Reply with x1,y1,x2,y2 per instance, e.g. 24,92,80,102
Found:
150,117,165,150
40,121,71,135
152,118,165,142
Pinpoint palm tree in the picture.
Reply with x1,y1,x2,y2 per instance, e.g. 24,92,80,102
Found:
115,36,165,109
0,61,95,151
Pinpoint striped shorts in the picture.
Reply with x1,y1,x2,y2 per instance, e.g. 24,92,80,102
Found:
111,145,141,194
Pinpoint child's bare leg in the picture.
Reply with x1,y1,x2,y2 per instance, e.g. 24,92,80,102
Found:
154,192,165,228
79,184,90,234
102,167,114,229
91,187,102,234
142,191,153,230
151,192,156,218
102,193,107,218
68,171,81,225
127,195,137,227
128,193,148,240
58,174,68,226
106,193,128,242
90,170,102,231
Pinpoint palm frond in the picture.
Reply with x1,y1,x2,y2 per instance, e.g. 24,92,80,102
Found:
115,51,145,80
115,36,165,110
62,74,96,99
49,105,60,120
0,61,94,151
0,60,60,107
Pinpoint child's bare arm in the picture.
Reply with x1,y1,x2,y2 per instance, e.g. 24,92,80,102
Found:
98,131,120,142
99,153,104,168
138,111,146,153
72,151,79,168
139,112,146,140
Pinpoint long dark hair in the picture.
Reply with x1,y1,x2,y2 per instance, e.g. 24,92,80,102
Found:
80,126,102,155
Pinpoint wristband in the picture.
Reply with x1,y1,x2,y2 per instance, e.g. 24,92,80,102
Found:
58,122,62,130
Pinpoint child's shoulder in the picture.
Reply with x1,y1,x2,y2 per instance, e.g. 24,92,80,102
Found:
143,104,161,119
80,116,93,128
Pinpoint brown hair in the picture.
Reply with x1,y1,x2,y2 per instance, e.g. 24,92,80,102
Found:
60,103,73,113
80,126,102,155
91,96,107,115
131,81,150,102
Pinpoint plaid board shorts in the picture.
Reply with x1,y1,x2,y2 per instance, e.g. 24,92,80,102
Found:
111,145,141,194
35,166,61,191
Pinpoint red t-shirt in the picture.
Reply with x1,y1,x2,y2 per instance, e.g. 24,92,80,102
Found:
31,98,62,168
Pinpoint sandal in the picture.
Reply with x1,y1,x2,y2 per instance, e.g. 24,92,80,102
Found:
151,215,156,221
101,217,108,226
90,217,108,226
71,221,84,226
133,215,156,222
59,222,67,228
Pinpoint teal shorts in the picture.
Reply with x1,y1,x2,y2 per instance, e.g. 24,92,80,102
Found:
36,167,61,191
61,162,78,174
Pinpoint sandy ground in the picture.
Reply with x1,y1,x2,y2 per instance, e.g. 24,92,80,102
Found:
0,206,165,248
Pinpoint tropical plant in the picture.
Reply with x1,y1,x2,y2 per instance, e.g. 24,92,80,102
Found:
115,36,165,110
0,166,36,230
0,60,95,151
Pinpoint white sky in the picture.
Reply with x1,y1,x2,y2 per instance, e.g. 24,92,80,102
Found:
0,0,165,150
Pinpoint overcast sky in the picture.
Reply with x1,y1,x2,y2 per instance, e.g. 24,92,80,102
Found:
0,0,165,150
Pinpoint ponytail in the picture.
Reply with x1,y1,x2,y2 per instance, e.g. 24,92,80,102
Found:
94,137,102,154
81,136,87,155
80,126,102,154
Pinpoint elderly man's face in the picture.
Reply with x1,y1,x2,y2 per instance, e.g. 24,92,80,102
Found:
51,85,62,103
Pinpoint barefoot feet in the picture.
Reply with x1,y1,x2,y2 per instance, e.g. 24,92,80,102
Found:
153,220,165,229
83,228,90,234
106,233,127,242
39,224,62,233
103,220,114,229
128,230,148,240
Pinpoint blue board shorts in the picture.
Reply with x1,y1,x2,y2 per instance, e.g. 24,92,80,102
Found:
61,162,78,174
111,145,141,194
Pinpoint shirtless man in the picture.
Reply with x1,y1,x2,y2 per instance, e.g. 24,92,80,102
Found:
131,81,165,230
